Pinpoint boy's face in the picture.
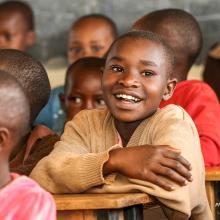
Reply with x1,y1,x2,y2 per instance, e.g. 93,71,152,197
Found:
62,67,106,120
102,37,174,123
67,19,114,64
0,11,35,51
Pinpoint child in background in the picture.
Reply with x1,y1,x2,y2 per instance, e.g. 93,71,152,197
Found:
35,13,117,132
0,71,56,220
67,14,117,63
0,49,58,176
0,1,36,51
56,57,106,132
31,31,212,219
132,9,220,166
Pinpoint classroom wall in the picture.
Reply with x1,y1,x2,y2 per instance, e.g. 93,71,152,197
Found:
2,0,220,63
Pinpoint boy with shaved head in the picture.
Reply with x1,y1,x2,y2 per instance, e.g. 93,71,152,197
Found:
133,9,220,166
0,49,58,175
0,71,56,219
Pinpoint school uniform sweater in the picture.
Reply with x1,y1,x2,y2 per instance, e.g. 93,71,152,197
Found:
160,80,220,166
31,104,212,220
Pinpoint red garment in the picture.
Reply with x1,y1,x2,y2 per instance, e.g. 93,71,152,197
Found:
0,173,56,220
160,80,220,166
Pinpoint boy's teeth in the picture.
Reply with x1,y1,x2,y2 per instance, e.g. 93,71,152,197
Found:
115,94,140,102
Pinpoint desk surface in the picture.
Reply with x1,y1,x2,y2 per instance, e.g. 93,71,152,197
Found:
205,166,220,181
53,193,152,210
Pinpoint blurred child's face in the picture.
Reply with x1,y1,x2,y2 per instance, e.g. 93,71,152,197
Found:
0,11,35,51
68,19,114,64
102,37,173,123
63,68,106,120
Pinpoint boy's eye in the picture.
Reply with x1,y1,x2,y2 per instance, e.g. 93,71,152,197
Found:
96,98,106,106
91,45,103,53
69,47,82,54
111,65,124,73
141,71,154,77
68,96,82,104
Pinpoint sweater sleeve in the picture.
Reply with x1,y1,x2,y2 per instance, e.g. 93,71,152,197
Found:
30,110,119,193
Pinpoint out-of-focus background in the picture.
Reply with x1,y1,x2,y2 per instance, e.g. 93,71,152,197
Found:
1,0,219,87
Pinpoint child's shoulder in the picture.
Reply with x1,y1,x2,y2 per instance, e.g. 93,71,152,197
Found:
157,104,192,122
1,173,52,199
0,174,55,219
76,108,108,118
72,108,110,125
149,104,198,137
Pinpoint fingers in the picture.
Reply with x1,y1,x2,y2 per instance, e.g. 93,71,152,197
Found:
155,166,191,187
162,148,192,171
161,159,193,182
146,172,175,191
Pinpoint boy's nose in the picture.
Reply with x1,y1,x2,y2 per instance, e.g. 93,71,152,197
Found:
83,48,93,57
118,72,140,88
84,100,94,110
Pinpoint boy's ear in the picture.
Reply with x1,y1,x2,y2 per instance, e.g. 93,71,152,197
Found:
26,31,36,48
0,127,10,153
59,93,66,110
162,78,177,101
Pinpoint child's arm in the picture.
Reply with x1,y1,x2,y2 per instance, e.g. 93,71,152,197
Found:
103,144,192,191
30,109,192,194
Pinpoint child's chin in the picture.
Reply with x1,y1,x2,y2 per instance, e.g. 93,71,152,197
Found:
113,113,141,123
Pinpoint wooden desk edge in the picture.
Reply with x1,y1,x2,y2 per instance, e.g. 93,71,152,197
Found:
53,193,152,211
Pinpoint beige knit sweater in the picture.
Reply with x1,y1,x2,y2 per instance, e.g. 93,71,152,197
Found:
31,104,212,220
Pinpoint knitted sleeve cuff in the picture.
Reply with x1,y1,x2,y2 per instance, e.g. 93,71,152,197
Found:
78,144,122,189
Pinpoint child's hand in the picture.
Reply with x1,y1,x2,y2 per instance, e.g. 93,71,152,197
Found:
103,145,192,191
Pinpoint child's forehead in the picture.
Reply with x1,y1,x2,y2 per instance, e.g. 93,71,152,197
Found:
0,10,28,28
66,67,102,92
68,65,102,82
106,36,173,76
72,18,112,32
108,37,163,57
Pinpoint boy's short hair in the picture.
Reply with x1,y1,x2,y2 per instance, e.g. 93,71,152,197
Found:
0,49,50,124
133,9,202,66
0,0,34,30
0,70,30,137
64,57,105,93
72,13,118,39
106,31,175,77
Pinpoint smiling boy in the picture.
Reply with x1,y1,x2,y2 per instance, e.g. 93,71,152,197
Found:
31,31,211,219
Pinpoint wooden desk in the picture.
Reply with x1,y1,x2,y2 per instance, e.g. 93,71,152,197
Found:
53,193,152,220
205,167,220,219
